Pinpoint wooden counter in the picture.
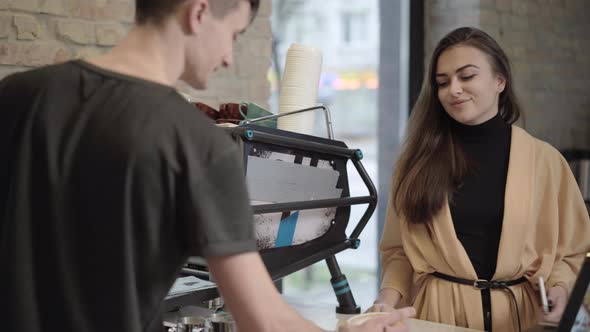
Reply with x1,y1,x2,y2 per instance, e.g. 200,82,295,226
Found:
284,295,482,332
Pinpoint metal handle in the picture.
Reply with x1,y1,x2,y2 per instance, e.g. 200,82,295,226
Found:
348,157,378,241
240,104,334,140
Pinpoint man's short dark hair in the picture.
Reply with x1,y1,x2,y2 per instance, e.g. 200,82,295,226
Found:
135,0,260,25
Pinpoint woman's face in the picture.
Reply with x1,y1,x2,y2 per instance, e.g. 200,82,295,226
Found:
435,45,506,125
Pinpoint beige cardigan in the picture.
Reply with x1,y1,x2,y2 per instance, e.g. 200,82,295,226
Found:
380,126,590,331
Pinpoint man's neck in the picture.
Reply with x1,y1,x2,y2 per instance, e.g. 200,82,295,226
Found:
86,23,185,87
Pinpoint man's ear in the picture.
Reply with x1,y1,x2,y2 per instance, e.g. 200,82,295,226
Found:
497,74,506,93
185,0,209,35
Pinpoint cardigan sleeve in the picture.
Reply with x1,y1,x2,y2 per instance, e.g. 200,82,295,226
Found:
379,190,414,304
546,149,590,292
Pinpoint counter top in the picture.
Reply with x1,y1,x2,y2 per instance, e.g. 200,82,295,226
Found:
284,295,482,332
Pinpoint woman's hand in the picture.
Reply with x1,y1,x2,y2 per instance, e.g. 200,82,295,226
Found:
543,285,568,323
338,307,416,332
365,288,402,313
367,302,398,313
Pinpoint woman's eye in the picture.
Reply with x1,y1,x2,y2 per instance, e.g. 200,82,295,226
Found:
436,81,448,87
460,74,475,80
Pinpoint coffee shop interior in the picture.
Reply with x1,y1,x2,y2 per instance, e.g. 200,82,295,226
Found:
0,0,589,331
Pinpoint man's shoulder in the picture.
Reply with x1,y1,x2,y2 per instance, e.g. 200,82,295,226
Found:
166,103,238,155
134,90,221,134
122,93,236,161
0,62,73,92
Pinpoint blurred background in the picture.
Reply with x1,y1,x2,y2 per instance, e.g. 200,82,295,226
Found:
268,0,381,308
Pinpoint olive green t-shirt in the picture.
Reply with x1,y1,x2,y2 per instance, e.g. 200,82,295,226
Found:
0,60,256,332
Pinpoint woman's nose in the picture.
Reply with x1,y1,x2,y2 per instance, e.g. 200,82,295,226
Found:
450,78,463,95
222,53,233,68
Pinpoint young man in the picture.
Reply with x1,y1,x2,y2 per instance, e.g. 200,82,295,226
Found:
0,1,414,331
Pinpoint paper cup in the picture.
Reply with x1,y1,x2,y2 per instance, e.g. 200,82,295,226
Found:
277,43,322,135
340,312,407,328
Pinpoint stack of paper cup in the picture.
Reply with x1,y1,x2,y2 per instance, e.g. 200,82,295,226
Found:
278,43,323,135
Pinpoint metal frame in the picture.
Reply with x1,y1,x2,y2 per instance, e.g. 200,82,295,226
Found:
240,104,335,140
165,114,378,314
231,126,377,242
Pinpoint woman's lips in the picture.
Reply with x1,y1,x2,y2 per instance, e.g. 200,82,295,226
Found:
450,99,470,106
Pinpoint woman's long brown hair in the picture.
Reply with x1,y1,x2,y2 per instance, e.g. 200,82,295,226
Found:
392,27,521,224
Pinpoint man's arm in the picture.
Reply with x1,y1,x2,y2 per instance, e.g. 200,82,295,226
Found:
207,252,322,332
207,252,414,332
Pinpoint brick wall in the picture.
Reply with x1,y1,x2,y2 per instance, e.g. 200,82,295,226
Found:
0,0,272,109
426,0,590,150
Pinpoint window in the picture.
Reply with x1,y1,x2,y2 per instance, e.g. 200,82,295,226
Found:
270,0,380,312
286,13,322,45
342,12,368,45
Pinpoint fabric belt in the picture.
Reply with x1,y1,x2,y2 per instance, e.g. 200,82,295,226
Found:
432,272,527,332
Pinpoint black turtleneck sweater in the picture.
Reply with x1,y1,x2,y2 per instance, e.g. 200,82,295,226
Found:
449,113,511,280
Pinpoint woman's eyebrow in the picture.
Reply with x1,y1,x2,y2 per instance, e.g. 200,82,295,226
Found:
436,64,480,77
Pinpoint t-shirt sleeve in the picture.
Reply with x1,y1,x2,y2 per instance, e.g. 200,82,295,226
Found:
0,74,14,109
178,133,257,257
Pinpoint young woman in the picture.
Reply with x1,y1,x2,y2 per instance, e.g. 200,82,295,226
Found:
369,27,590,332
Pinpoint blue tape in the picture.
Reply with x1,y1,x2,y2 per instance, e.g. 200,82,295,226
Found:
334,286,351,296
275,211,299,247
331,280,348,289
